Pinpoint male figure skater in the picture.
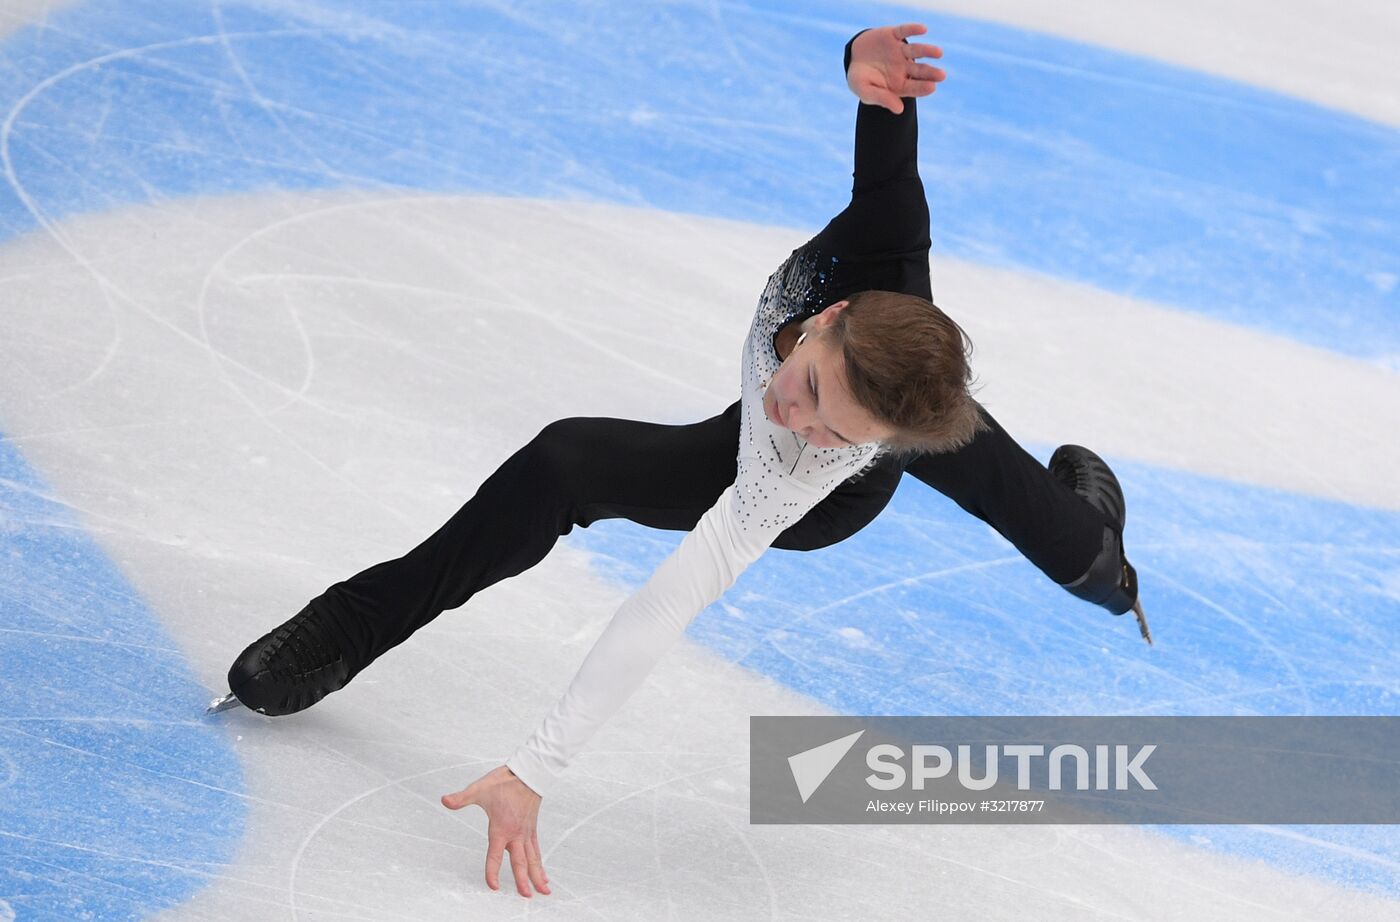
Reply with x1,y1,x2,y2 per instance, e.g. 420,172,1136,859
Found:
212,23,1148,897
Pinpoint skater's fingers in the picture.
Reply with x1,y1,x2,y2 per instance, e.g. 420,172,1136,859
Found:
907,63,945,83
530,831,549,883
484,838,506,891
506,840,533,898
903,78,939,99
526,833,551,895
440,786,476,810
893,22,928,41
903,42,942,62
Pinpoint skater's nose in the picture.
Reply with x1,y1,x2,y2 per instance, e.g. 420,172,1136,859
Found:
785,401,811,433
786,402,822,442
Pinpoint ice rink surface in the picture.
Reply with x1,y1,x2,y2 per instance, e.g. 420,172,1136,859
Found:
0,1,1397,919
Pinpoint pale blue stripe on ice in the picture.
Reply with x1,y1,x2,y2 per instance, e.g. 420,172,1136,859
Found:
0,0,1395,359
0,435,246,922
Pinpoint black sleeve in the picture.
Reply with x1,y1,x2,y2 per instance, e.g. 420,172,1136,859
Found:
845,32,922,194
803,32,933,301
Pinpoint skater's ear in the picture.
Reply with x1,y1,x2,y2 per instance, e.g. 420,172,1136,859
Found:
812,300,850,328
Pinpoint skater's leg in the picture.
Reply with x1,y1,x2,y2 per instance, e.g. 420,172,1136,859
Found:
226,407,742,713
314,407,745,674
228,403,904,714
903,405,1144,632
901,404,1113,586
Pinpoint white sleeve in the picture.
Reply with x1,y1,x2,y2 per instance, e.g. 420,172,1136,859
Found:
505,480,800,797
504,430,874,798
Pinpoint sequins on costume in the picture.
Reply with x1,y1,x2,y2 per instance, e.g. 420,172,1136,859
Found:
736,246,881,536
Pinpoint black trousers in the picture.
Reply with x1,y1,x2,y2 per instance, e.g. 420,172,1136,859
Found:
311,401,1108,675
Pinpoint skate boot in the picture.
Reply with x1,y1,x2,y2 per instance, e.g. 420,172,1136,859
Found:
1049,445,1152,644
207,606,353,716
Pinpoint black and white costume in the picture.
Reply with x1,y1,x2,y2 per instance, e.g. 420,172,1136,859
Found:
304,34,1112,796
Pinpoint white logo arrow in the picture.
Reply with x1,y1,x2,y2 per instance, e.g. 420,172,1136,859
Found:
788,730,865,803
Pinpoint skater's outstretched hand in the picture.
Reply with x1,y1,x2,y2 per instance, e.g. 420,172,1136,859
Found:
847,23,945,114
441,765,550,899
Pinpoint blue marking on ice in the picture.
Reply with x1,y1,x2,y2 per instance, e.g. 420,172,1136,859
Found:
0,0,1394,361
0,434,246,921
575,457,1400,896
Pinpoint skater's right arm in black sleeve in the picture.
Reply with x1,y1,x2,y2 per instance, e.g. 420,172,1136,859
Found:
847,31,923,194
807,25,943,269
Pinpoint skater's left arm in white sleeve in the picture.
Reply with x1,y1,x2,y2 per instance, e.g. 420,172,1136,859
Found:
438,472,831,897
503,476,820,797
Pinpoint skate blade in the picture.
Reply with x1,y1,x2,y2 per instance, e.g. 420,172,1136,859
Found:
1131,600,1153,646
205,691,244,715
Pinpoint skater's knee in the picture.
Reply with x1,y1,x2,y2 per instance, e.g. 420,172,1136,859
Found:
530,417,594,463
517,417,607,490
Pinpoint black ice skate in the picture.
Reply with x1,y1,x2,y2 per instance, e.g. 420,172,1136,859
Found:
1049,444,1152,645
206,605,353,716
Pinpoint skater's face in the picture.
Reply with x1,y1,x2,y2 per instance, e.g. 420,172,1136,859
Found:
763,303,894,449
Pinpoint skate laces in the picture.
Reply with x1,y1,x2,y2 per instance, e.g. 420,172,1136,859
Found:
1050,446,1124,531
264,608,343,678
